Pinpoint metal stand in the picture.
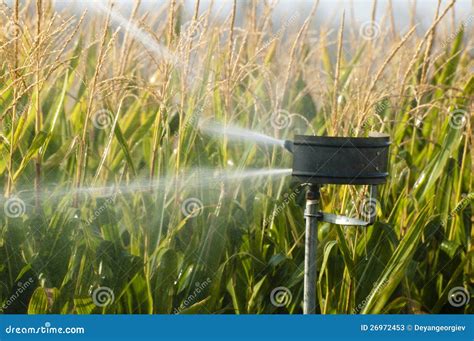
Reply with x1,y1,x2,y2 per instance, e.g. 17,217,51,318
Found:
303,184,320,314
301,184,379,314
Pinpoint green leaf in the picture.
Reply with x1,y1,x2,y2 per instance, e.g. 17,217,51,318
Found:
74,297,96,314
361,205,430,313
114,123,136,175
28,288,56,314
13,131,49,181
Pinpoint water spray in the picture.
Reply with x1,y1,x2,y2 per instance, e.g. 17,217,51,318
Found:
284,135,390,314
201,122,286,148
202,124,390,313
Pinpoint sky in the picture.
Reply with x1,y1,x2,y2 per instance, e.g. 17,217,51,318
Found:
44,0,473,31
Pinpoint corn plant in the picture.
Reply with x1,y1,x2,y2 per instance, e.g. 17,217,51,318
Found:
0,0,472,314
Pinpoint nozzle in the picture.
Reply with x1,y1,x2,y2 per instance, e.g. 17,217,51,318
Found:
283,140,293,153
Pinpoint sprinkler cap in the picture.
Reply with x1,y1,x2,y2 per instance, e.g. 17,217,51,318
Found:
291,135,390,185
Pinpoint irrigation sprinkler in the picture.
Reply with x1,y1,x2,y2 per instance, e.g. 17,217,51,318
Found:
284,135,390,314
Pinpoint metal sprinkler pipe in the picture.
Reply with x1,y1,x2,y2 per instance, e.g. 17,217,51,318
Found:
303,184,320,314
283,134,390,314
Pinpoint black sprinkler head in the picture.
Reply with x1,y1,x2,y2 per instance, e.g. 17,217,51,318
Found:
283,139,293,153
285,135,390,185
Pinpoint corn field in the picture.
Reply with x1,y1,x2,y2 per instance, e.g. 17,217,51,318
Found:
0,0,472,314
